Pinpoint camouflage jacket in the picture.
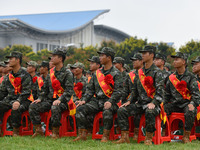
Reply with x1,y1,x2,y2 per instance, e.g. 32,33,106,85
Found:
47,67,73,103
73,75,87,102
130,64,164,107
162,69,172,85
196,75,200,82
121,70,137,104
0,67,32,104
31,74,38,100
82,66,123,105
164,69,200,108
37,75,49,102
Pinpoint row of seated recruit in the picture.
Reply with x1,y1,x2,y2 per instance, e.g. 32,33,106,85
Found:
1,106,200,145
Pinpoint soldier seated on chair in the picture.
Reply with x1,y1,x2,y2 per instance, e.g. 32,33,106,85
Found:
29,61,51,138
74,47,123,142
0,52,33,137
163,52,200,143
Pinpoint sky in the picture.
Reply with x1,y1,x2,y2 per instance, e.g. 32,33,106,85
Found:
0,0,200,49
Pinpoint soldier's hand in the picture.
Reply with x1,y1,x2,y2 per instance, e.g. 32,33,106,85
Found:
76,101,86,107
53,100,61,106
147,103,155,110
120,101,130,108
12,101,20,110
188,104,195,111
31,99,41,104
104,101,112,109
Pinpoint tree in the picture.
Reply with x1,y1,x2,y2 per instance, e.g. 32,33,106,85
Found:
179,39,200,55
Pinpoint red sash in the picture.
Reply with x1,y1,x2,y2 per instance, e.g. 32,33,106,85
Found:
126,71,136,99
73,82,83,99
196,81,200,121
50,67,64,98
197,81,200,91
139,69,166,124
0,76,4,84
88,76,92,83
138,69,155,99
96,69,114,98
9,73,34,102
169,74,191,100
68,96,76,116
129,71,136,84
37,76,44,91
50,68,76,116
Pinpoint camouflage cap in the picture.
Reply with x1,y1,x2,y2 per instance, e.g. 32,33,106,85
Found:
0,61,6,67
39,61,49,68
164,62,171,70
130,53,142,61
97,47,115,57
6,51,22,59
49,47,67,57
155,53,166,61
66,64,72,69
4,60,9,65
124,64,131,72
113,57,125,64
139,45,157,53
171,52,188,60
71,62,85,69
88,56,100,64
26,61,38,68
191,56,200,64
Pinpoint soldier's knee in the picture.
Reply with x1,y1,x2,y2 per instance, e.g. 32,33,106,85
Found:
51,105,59,112
117,107,126,115
103,109,112,119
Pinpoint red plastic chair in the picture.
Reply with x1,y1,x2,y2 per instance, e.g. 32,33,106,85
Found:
45,110,77,137
40,112,49,124
169,112,196,141
1,110,33,136
194,106,200,137
128,116,134,137
137,114,171,145
92,112,120,140
19,111,33,136
1,109,12,136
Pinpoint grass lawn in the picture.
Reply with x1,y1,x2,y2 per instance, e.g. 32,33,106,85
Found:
0,136,199,150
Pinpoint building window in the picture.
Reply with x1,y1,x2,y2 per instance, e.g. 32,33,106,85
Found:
36,43,48,52
49,44,59,51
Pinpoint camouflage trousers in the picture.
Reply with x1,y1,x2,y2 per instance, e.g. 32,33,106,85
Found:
117,103,160,132
0,100,30,128
29,101,51,125
50,102,68,127
76,100,118,130
163,103,197,131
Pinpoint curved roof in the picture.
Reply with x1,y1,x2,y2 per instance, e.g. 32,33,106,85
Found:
94,25,130,38
0,10,109,34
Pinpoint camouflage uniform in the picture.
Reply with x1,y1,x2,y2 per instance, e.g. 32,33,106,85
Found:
0,52,32,128
26,61,39,100
70,62,87,102
155,53,171,84
192,56,200,82
164,53,200,131
29,61,51,125
76,48,123,131
48,49,74,127
118,47,164,133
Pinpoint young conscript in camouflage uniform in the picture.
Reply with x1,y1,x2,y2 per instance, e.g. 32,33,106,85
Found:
74,47,123,142
0,52,33,136
114,53,143,143
116,46,164,145
164,52,200,143
48,48,73,139
29,61,50,137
